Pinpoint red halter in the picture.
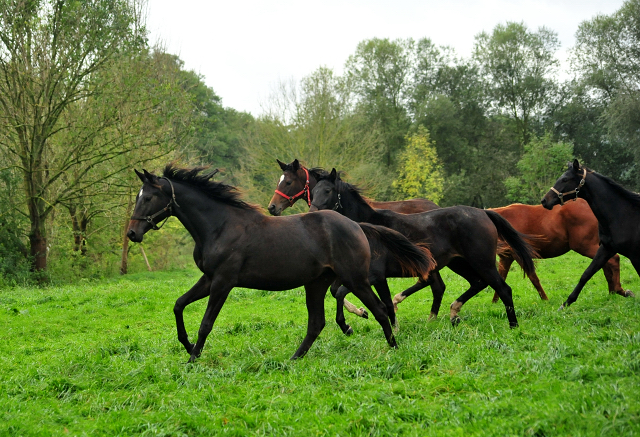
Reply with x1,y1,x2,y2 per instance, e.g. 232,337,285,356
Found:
274,167,311,206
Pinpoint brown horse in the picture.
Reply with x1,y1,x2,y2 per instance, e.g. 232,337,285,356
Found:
267,159,438,216
127,165,408,361
489,199,631,302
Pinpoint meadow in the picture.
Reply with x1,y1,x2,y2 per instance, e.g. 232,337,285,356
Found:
1,252,639,436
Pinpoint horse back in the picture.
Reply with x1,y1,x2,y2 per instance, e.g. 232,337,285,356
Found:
370,198,439,214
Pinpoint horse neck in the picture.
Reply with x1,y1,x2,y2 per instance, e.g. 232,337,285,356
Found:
170,183,258,246
340,186,381,224
579,173,624,231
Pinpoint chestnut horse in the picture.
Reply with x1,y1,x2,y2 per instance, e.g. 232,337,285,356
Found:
542,159,636,309
127,165,414,361
489,200,630,303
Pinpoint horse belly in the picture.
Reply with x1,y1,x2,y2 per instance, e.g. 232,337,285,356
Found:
236,253,328,291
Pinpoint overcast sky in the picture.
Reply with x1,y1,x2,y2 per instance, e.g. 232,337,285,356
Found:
146,0,623,116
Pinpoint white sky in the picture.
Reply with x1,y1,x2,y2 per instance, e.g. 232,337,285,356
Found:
147,0,623,116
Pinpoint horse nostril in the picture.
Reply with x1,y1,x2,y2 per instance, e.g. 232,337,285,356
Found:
268,204,275,212
127,229,135,240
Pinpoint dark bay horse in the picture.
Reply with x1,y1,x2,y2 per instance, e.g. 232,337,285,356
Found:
542,159,637,309
490,200,630,303
268,159,440,319
310,169,536,328
127,165,402,362
267,159,438,216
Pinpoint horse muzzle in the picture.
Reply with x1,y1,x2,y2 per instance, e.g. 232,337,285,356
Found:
126,222,146,242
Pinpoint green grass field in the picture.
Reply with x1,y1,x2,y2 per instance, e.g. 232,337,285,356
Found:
1,252,639,436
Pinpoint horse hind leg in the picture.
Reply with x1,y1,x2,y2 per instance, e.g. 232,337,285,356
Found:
342,278,397,349
371,280,398,332
603,255,634,297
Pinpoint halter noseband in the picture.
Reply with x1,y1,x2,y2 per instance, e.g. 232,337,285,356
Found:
131,177,180,230
274,167,311,207
550,168,587,205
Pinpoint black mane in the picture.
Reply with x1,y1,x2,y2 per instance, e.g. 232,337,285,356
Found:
589,168,640,207
163,164,258,210
282,162,329,181
317,172,374,211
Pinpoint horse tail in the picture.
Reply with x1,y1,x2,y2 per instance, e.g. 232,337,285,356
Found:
359,223,436,280
485,210,536,276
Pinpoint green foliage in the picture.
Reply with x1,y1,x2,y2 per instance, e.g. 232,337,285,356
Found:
240,67,388,208
504,133,574,204
394,127,444,203
345,38,414,168
571,0,640,190
0,254,639,435
474,22,560,145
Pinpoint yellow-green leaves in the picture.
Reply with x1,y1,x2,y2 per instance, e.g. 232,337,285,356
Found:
393,127,444,204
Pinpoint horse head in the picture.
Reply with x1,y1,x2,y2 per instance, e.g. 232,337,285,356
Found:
268,159,308,216
127,169,176,242
542,159,587,210
309,168,340,212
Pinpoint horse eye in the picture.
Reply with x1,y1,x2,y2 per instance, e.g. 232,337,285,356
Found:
285,181,292,186
325,189,331,194
561,177,568,183
143,195,152,202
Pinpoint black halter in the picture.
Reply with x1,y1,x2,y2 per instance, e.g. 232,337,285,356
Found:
131,177,180,230
550,168,587,205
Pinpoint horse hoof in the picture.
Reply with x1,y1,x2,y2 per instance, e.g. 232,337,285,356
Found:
345,326,354,336
360,309,369,319
428,312,437,322
558,303,566,311
625,290,635,298
541,295,549,301
450,315,461,327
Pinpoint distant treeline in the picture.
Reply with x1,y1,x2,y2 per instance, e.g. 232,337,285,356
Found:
0,0,639,284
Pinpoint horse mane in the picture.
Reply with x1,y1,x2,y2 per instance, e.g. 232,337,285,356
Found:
282,161,329,181
317,172,374,211
586,167,640,207
308,167,329,180
162,164,258,210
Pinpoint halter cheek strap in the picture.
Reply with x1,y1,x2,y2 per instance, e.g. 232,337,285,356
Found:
131,177,180,230
550,168,587,205
274,167,311,207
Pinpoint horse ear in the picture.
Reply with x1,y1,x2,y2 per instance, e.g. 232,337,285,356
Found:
291,159,300,172
134,169,146,183
572,159,580,171
277,159,287,171
329,168,337,182
143,169,158,184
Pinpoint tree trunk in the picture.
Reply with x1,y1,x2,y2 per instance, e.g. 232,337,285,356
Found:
120,194,134,275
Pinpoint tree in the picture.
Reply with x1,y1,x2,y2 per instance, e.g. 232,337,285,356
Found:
504,133,574,204
344,38,413,168
240,67,386,209
571,0,640,189
0,1,193,272
474,22,560,145
393,126,444,204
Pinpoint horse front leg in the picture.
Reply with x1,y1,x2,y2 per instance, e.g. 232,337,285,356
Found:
188,279,233,363
174,275,212,355
562,245,617,309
